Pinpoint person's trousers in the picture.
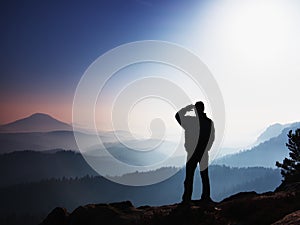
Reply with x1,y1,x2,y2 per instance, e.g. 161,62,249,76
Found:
182,150,210,202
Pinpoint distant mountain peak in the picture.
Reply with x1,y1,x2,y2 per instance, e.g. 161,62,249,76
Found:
29,113,53,118
0,113,72,133
26,113,64,122
255,122,291,145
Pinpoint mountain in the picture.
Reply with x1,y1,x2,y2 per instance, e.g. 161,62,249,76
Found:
0,129,141,154
0,155,281,214
0,150,98,187
0,167,281,224
0,130,85,152
0,149,282,225
216,122,295,159
0,113,72,133
0,132,181,173
255,123,291,146
0,149,176,187
39,182,300,225
0,150,281,190
214,122,300,168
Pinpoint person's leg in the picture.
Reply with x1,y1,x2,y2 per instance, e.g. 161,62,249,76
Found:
199,150,211,200
182,155,198,202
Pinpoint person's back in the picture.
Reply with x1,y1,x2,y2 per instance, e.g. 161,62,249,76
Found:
195,113,213,154
175,101,215,203
176,102,214,156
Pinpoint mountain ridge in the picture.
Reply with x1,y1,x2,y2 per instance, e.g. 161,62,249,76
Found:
214,122,300,168
0,113,72,133
255,122,290,145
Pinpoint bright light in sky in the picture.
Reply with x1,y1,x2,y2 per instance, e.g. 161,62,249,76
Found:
95,62,209,139
225,1,291,61
180,0,300,148
2,0,300,154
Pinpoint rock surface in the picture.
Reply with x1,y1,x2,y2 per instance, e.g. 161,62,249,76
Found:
271,210,300,225
40,183,300,225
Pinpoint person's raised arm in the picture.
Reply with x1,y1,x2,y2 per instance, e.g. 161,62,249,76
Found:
175,104,194,125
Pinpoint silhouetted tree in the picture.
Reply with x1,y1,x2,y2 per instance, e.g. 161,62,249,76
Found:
276,129,300,184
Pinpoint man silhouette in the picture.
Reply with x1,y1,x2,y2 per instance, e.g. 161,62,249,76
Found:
175,101,215,203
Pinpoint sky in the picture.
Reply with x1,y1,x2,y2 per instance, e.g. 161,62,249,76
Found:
1,0,300,149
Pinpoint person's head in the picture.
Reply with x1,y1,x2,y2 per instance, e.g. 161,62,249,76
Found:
195,101,205,112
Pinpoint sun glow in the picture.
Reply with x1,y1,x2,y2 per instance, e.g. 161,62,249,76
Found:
224,1,292,61
185,0,300,148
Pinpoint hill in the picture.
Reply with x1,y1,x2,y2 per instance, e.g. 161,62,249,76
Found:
0,150,282,225
0,150,281,191
0,131,80,152
0,130,138,154
0,164,281,216
214,122,300,168
0,150,97,187
255,123,291,145
39,182,300,225
0,113,72,133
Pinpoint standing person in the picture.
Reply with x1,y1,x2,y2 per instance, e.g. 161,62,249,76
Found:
175,101,215,203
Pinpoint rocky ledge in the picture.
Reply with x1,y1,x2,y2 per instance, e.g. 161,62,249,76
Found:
40,183,300,225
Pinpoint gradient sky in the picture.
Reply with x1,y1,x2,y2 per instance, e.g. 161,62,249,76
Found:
0,0,204,121
1,0,300,148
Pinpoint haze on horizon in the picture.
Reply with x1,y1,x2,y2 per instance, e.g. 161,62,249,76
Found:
1,0,300,150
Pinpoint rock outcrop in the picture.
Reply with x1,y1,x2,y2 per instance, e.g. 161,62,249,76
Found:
40,183,300,225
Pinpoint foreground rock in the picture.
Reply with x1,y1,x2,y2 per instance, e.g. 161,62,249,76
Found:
40,183,300,225
271,210,300,225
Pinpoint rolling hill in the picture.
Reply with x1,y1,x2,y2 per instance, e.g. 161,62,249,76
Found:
0,151,281,213
0,113,72,133
214,122,300,168
254,122,291,146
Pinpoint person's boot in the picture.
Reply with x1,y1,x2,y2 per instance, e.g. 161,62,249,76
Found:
200,195,215,206
181,193,191,205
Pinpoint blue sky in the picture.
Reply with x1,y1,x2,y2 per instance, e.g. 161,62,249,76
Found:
0,0,206,121
1,0,300,149
0,0,204,92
